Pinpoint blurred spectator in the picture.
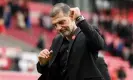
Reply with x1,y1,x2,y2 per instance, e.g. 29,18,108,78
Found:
0,18,6,34
128,44,133,68
99,9,112,32
122,47,130,60
111,13,120,33
0,1,6,34
89,12,99,27
117,67,126,80
3,0,21,29
0,1,4,19
10,57,20,71
9,0,20,16
16,0,31,30
36,34,45,50
16,10,26,29
4,5,12,29
106,34,124,58
39,13,53,31
21,0,31,29
116,20,131,41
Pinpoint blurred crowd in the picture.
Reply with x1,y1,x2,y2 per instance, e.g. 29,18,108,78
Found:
0,0,31,34
0,0,54,34
89,8,133,68
0,0,51,49
88,8,133,80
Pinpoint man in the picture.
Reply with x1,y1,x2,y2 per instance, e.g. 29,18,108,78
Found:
37,3,110,80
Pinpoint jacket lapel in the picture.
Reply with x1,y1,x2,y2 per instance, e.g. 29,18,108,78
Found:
48,35,63,67
66,28,81,64
48,28,81,67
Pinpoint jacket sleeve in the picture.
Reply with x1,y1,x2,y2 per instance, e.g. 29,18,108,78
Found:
77,20,105,51
36,62,49,74
36,37,56,74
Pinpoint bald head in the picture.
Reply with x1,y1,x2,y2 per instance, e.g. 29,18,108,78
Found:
50,3,70,17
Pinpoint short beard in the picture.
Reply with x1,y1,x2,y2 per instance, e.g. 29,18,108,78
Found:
60,31,71,37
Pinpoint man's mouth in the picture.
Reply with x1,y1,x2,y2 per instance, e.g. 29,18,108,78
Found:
60,30,66,33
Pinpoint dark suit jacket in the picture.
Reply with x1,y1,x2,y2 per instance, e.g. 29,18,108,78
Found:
37,20,108,80
96,57,111,80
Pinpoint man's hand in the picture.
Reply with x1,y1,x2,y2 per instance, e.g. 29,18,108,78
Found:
38,49,53,65
70,7,81,20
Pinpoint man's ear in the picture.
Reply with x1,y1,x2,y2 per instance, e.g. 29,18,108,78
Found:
69,10,75,21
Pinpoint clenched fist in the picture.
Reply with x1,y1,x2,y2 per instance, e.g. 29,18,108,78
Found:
38,49,53,65
70,7,81,20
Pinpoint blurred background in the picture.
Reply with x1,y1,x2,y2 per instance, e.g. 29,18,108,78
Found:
0,0,133,80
